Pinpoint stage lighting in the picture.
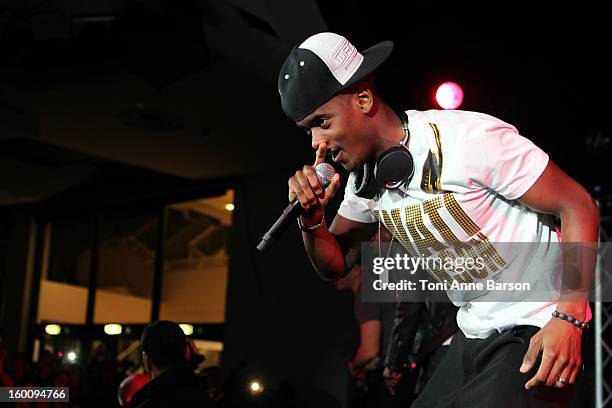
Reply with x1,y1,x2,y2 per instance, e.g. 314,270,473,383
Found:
45,324,61,336
104,324,123,335
179,324,194,336
67,351,77,362
435,82,464,110
249,380,263,395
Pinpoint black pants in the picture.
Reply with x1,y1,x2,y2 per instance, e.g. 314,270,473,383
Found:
412,325,576,408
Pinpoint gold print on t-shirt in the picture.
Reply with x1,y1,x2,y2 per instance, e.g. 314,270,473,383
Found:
380,209,409,250
378,193,507,282
420,123,444,193
377,208,453,283
390,208,413,250
469,233,507,273
423,196,489,278
403,204,447,256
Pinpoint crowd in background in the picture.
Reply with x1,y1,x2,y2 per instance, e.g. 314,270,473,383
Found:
0,336,301,407
0,345,124,407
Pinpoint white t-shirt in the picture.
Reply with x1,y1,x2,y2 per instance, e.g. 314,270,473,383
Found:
338,109,574,339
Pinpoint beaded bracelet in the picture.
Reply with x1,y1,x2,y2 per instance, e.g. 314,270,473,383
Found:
552,310,589,330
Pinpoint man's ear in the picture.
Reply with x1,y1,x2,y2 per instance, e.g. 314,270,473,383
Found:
356,88,374,114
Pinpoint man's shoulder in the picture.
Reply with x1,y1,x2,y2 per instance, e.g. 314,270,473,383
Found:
407,109,514,130
129,368,212,408
131,384,212,408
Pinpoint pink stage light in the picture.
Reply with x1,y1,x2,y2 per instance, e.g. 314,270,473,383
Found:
435,82,464,110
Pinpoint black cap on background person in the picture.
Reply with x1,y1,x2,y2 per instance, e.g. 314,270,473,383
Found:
140,320,187,378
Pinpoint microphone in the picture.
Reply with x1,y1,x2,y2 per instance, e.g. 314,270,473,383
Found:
257,163,335,252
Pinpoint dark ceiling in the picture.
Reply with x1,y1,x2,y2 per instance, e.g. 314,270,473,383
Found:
1,1,610,210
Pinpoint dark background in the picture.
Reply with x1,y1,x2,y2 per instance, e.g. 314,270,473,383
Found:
1,1,610,407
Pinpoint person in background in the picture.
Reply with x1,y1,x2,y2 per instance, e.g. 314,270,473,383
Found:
335,261,395,408
128,320,213,408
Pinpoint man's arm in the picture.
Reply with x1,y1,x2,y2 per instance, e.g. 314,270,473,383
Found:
517,160,599,389
301,214,376,281
349,320,382,375
381,302,424,395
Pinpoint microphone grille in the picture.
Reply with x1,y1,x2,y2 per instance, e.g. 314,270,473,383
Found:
315,163,335,188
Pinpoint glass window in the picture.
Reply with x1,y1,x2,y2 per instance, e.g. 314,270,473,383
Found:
159,190,233,324
93,210,158,324
38,218,94,324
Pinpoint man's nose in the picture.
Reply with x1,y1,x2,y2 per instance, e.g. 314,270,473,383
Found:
311,129,327,150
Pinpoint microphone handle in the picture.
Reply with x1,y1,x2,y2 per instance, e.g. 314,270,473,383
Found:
256,199,303,252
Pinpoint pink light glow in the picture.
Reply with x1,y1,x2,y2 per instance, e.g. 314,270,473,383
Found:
435,82,464,110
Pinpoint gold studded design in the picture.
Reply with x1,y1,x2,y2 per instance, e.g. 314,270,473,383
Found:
376,191,507,282
423,196,459,243
470,233,507,275
442,193,481,236
381,209,415,255
402,203,433,257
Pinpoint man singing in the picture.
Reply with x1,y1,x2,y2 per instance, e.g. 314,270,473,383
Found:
279,32,598,407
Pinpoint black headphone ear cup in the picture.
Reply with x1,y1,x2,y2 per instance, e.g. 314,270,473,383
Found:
353,161,379,199
374,146,414,190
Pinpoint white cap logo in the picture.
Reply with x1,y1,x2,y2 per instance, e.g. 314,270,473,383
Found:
299,32,364,85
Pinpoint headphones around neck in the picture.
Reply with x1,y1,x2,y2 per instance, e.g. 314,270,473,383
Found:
353,110,414,199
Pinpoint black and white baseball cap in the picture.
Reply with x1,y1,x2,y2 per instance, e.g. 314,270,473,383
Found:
278,32,393,122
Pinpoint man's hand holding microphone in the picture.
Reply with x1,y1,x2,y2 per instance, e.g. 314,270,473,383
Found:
256,142,340,253
287,142,341,228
